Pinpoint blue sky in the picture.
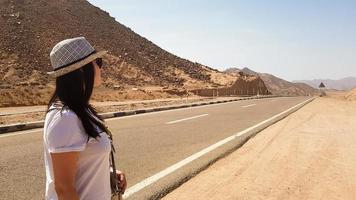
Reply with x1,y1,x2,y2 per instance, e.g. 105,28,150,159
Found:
88,0,356,81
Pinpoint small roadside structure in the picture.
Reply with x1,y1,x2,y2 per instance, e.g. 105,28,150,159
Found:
319,82,326,96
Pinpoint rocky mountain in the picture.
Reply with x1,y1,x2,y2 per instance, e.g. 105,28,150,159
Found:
0,0,215,87
294,77,356,91
0,0,267,106
224,67,317,96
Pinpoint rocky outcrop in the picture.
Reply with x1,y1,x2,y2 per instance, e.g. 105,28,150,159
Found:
191,73,270,97
225,67,316,96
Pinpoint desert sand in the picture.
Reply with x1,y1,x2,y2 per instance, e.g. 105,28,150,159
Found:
163,93,356,200
345,88,356,101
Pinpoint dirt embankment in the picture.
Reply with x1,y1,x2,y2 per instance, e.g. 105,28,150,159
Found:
164,93,356,200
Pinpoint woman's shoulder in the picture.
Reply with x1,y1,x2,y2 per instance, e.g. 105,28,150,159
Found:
46,103,81,126
45,104,87,144
48,102,75,115
45,106,88,152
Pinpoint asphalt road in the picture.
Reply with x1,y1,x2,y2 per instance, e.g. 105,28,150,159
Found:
0,96,309,200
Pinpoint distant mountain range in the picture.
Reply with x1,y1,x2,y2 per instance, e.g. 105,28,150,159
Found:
294,77,356,91
224,68,317,96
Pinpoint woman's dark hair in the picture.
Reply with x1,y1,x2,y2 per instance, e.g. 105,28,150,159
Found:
47,61,107,140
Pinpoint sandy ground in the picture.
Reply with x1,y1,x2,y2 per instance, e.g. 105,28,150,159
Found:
163,94,356,200
345,88,356,101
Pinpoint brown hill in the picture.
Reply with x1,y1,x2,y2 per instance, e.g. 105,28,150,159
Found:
0,0,268,106
0,0,213,86
224,67,317,96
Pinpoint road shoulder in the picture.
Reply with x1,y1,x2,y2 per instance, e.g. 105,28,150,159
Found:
163,97,356,200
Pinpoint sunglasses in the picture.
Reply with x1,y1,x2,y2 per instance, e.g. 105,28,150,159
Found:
95,58,103,69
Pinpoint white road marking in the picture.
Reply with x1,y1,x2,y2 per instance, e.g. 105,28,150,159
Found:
105,99,243,121
0,128,42,138
103,96,282,122
122,98,313,199
0,97,289,137
166,114,209,124
242,104,256,108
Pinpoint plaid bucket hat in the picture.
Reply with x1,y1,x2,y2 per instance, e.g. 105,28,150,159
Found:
47,37,107,77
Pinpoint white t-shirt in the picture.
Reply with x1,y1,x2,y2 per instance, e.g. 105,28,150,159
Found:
43,104,111,200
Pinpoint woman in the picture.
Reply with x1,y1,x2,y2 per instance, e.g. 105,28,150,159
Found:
43,37,126,200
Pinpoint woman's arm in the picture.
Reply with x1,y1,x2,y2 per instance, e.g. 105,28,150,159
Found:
51,152,81,200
